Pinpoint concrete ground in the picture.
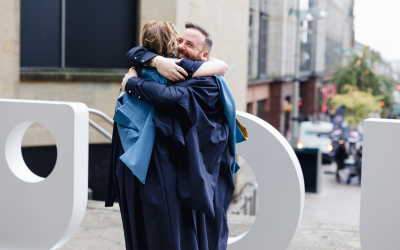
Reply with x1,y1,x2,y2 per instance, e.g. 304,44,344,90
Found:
60,163,362,249
287,163,361,250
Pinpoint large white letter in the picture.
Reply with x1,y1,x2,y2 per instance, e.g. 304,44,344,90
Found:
360,118,400,249
228,111,305,250
0,99,88,250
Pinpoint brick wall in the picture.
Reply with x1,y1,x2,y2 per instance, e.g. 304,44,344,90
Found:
299,77,320,120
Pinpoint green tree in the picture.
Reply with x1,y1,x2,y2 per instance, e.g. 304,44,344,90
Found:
330,85,381,128
331,46,398,118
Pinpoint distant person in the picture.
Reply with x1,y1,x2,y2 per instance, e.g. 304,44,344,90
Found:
355,146,362,183
335,142,347,182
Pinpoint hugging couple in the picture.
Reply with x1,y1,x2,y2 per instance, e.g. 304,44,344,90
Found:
106,21,243,250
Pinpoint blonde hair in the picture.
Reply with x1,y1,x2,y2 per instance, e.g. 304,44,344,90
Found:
140,21,179,58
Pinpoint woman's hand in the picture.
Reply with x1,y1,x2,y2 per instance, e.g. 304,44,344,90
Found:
155,57,188,81
193,57,229,77
121,69,138,91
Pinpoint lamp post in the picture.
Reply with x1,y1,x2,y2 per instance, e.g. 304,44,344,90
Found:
291,0,301,148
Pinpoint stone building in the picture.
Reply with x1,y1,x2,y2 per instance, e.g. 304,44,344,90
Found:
246,0,354,137
0,0,249,146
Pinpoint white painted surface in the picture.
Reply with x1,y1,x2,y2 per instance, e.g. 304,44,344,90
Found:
360,118,400,250
0,99,88,250
228,111,305,249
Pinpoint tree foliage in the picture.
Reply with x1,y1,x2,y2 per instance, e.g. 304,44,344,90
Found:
331,47,396,110
330,85,381,128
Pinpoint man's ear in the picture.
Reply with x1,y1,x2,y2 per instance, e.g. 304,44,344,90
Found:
202,51,209,61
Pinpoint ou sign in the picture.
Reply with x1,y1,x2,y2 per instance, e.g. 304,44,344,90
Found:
0,100,305,249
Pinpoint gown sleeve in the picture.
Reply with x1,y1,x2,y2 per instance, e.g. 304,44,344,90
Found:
126,46,205,77
125,77,188,108
177,58,205,79
126,46,158,68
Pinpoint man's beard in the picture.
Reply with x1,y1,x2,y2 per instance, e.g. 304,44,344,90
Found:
178,49,202,61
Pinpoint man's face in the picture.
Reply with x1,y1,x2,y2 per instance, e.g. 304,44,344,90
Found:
178,28,209,61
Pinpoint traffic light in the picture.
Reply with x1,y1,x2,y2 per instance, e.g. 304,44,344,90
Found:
397,85,400,90
298,97,303,107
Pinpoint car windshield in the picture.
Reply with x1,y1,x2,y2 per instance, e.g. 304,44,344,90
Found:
303,130,331,138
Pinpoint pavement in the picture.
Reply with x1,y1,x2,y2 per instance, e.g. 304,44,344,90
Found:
287,163,361,250
60,163,362,249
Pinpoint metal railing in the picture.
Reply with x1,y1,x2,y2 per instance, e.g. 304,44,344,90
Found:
88,108,113,141
229,182,258,216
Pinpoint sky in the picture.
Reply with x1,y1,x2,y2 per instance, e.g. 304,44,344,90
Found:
354,0,400,61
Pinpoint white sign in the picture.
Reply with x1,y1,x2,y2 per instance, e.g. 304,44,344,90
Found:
0,101,304,249
360,118,400,249
0,99,88,250
228,111,305,249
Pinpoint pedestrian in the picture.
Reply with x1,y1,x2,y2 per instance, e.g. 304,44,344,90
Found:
355,146,362,183
335,140,347,182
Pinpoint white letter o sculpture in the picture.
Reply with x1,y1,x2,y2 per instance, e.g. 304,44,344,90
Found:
228,111,305,249
0,99,88,250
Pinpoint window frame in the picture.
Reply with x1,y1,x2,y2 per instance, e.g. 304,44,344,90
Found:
20,0,139,72
258,12,268,79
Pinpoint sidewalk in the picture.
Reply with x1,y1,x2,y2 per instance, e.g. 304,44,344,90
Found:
288,163,361,250
61,163,362,249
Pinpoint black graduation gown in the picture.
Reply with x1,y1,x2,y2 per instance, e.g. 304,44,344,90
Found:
106,74,235,250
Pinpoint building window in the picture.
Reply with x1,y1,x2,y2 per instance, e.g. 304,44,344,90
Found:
299,0,312,72
21,0,138,69
325,37,342,74
257,99,267,120
300,20,312,72
260,0,267,13
248,8,254,80
258,13,268,79
21,0,62,68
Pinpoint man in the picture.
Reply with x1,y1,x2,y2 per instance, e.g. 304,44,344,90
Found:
109,22,235,250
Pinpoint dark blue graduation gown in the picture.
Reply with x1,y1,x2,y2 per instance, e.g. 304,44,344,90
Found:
106,73,235,250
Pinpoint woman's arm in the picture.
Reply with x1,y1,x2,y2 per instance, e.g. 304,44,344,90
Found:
156,56,228,79
192,57,229,77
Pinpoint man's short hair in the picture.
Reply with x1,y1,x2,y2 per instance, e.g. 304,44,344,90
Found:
185,22,213,53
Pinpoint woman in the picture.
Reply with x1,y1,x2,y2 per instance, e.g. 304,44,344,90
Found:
106,21,234,250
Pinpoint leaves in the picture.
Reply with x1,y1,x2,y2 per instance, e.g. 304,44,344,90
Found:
330,46,399,125
330,85,381,127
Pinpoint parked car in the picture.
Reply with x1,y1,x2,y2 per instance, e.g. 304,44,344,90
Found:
297,121,334,163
